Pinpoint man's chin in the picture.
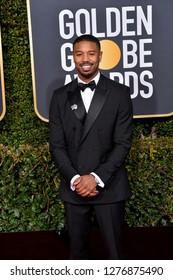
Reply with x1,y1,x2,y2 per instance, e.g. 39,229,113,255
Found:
80,72,93,79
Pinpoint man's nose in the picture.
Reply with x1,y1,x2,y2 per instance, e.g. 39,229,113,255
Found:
83,53,89,61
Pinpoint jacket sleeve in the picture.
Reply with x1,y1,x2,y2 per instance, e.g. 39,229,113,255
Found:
49,91,78,184
94,86,133,185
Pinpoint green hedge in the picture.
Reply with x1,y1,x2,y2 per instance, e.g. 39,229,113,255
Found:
0,1,173,232
126,138,173,227
0,138,172,232
0,144,66,232
0,0,48,147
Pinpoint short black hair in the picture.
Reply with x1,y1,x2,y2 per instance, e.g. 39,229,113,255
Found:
73,34,101,50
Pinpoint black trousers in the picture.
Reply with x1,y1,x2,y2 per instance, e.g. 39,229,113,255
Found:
65,200,127,260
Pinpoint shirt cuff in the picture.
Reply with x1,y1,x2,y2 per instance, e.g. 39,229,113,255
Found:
90,172,104,188
70,174,80,191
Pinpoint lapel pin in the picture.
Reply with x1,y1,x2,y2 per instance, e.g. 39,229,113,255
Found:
71,104,78,110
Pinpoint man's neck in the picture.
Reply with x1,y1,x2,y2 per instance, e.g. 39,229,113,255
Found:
78,72,100,84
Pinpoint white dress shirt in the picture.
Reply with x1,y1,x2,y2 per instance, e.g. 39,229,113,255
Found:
78,72,100,112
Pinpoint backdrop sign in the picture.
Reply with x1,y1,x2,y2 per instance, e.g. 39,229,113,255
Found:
27,0,173,122
0,27,6,121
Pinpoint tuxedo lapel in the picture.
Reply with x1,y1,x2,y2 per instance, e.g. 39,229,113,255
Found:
67,80,86,123
80,75,110,143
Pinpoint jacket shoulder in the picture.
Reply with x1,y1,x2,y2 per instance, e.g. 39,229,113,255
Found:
101,74,130,91
53,79,76,96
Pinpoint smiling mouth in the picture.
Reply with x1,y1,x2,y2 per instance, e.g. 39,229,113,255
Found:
81,64,92,71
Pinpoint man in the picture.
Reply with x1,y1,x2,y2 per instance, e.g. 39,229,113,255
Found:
49,34,133,259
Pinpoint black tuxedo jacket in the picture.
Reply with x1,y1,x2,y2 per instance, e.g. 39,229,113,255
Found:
49,74,133,204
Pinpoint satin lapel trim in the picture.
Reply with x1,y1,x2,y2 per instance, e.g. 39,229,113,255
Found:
67,88,86,123
80,86,110,143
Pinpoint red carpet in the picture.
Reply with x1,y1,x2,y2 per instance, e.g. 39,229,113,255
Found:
0,227,172,260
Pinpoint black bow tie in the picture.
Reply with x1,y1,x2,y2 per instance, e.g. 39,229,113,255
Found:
78,80,96,91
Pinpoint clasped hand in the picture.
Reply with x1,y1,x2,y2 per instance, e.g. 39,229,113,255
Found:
73,174,99,197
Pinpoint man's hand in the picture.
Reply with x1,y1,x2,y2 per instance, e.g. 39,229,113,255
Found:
73,174,99,197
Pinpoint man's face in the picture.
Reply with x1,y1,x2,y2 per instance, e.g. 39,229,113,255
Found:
73,40,102,82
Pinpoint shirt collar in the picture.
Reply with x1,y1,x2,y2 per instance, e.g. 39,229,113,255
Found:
77,72,100,85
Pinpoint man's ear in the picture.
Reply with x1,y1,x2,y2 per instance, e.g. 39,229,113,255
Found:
99,51,103,62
